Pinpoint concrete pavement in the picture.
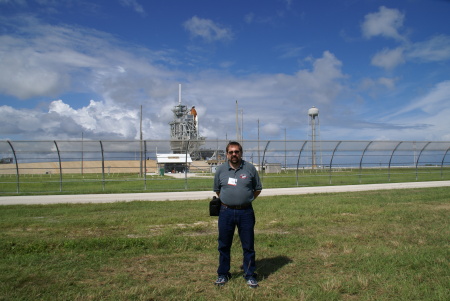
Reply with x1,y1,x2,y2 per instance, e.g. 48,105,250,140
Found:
1,181,449,205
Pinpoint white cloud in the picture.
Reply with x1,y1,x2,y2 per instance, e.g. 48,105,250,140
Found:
261,123,281,136
360,77,397,94
1,11,448,143
371,47,405,70
363,8,450,70
377,77,397,90
0,49,70,99
0,99,162,140
49,100,98,131
180,50,347,140
295,51,345,104
0,44,347,140
118,0,146,16
392,80,450,116
183,16,233,43
366,80,450,141
0,17,108,99
361,6,406,41
0,16,179,104
0,14,180,140
406,35,450,62
276,44,304,59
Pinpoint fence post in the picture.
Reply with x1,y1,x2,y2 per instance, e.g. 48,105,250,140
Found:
7,141,19,193
329,141,342,184
260,141,271,184
100,141,105,191
54,141,63,192
185,140,190,190
388,142,403,182
144,140,147,190
296,141,307,186
415,142,431,181
359,141,373,184
441,146,450,179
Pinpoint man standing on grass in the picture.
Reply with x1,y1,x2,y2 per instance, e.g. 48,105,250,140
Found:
213,141,262,288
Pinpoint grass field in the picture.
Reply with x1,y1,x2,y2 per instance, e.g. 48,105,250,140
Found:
1,186,449,300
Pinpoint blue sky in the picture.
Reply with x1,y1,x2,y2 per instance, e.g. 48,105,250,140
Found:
1,0,450,142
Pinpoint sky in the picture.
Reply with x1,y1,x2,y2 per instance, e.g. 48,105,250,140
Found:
1,0,450,142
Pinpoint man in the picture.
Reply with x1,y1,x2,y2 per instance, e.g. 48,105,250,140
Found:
213,141,262,288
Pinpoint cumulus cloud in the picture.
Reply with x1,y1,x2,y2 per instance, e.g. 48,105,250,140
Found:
0,104,73,139
49,99,144,138
295,51,345,103
0,99,162,140
183,16,233,42
361,6,406,41
368,34,450,70
362,7,450,70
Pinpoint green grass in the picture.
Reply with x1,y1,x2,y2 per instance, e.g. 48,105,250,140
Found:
1,187,449,300
1,167,449,195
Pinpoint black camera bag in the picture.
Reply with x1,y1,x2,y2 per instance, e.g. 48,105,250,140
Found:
209,196,221,216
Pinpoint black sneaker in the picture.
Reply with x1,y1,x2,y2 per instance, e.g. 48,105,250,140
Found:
246,276,258,288
214,275,229,286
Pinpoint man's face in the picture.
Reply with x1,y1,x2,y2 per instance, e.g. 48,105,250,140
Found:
227,145,242,165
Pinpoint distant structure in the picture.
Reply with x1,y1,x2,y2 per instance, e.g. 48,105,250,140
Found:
308,106,321,169
169,84,205,159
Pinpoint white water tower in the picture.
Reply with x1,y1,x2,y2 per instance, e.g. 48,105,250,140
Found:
308,106,320,169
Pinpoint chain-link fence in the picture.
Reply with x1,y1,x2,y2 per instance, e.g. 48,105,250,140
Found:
1,140,449,194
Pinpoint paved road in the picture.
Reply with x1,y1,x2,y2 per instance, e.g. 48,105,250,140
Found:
1,181,449,205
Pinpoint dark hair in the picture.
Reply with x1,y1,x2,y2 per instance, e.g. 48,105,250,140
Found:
226,141,243,153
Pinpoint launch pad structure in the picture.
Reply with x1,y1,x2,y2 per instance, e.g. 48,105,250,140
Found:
169,85,205,160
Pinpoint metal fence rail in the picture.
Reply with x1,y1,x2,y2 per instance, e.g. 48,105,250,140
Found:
1,140,449,194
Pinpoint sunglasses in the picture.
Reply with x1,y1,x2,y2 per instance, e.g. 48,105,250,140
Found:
228,150,240,155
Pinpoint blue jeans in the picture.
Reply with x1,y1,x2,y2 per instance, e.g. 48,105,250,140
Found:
217,204,256,279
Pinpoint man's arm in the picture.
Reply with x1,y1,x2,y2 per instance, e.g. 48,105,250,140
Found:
213,167,221,198
253,190,261,199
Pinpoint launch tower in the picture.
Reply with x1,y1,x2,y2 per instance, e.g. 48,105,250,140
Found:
169,85,205,159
